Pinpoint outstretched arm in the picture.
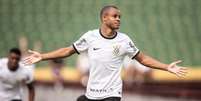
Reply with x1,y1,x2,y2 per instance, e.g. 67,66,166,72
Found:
135,52,187,77
23,46,76,65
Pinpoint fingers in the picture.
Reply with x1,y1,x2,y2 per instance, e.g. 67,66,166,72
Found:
168,60,182,68
28,50,36,54
174,60,182,64
178,70,187,76
175,67,188,78
22,57,34,65
23,60,33,65
176,71,186,78
176,73,185,78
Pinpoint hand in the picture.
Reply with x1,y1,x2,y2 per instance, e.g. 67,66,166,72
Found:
167,60,188,78
23,50,42,65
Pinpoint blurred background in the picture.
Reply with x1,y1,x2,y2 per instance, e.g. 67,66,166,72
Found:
0,0,200,101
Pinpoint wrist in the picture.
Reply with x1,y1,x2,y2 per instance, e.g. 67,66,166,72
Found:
41,54,45,60
164,64,170,71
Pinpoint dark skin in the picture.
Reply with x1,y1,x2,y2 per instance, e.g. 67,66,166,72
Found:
27,83,35,101
7,52,35,101
24,7,187,78
7,53,21,71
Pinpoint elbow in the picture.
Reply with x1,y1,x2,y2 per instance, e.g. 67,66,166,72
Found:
139,57,148,65
136,53,150,66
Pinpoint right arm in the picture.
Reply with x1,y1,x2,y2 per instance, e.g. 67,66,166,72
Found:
23,31,91,65
41,47,76,60
23,46,76,65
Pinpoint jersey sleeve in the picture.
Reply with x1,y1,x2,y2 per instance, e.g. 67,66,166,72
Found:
72,31,91,54
125,37,139,59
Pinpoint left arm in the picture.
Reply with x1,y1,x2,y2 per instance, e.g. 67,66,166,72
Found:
135,52,187,77
27,82,35,101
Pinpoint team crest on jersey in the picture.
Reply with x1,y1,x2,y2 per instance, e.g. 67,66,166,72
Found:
112,45,121,56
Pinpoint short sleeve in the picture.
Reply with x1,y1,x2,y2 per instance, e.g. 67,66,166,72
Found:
73,31,91,54
125,37,139,59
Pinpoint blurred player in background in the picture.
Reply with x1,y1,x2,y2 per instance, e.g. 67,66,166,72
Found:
23,5,187,101
76,52,90,87
18,36,36,70
49,58,64,91
0,48,35,101
123,56,152,86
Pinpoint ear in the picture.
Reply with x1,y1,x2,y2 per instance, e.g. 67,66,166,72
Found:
102,15,107,23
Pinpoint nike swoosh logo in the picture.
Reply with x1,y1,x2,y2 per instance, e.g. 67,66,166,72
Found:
93,48,101,50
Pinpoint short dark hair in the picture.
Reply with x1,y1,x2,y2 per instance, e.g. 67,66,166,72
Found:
100,5,119,21
9,48,21,56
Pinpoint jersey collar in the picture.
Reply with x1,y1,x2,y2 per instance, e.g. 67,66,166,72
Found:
99,29,117,39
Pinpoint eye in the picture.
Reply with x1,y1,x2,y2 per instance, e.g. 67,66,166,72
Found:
114,14,120,19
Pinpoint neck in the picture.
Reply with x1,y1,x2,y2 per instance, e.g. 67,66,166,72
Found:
100,24,117,38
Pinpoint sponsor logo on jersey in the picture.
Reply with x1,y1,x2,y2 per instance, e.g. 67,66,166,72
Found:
93,48,101,50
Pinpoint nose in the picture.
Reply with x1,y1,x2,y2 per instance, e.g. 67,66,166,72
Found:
116,17,120,21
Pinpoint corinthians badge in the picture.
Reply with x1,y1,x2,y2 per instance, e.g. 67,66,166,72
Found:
112,45,120,56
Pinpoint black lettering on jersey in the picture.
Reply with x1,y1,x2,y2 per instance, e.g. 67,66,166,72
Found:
90,88,108,93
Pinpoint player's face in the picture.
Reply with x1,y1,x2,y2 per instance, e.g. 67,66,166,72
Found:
103,8,121,30
8,53,21,69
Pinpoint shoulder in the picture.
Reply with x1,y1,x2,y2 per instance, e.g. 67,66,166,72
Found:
117,31,132,41
80,29,99,42
19,63,34,74
83,29,99,38
0,58,8,65
18,64,34,84
0,58,8,70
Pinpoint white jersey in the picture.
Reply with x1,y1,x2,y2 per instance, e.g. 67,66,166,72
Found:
0,58,34,101
73,29,139,99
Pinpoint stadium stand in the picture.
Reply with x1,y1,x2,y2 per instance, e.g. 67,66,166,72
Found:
0,0,200,66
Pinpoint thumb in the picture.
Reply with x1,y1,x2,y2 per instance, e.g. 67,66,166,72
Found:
28,50,36,54
174,60,182,64
168,60,182,68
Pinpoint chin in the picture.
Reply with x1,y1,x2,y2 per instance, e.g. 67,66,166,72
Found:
114,27,119,30
112,26,119,29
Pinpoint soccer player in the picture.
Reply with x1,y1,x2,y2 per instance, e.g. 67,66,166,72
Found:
123,56,152,84
23,5,187,101
49,59,64,91
0,48,35,101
